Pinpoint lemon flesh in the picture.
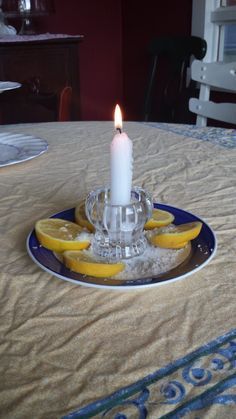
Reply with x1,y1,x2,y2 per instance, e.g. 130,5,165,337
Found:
150,221,202,249
75,201,94,232
144,208,175,230
63,250,125,277
35,218,90,252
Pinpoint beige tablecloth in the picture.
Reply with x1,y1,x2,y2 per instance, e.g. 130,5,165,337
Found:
0,121,235,418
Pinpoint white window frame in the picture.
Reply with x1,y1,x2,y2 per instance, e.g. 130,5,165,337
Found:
192,0,236,61
191,0,236,125
192,0,221,62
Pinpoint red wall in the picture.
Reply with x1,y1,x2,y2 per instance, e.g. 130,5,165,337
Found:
39,0,123,121
37,0,192,121
122,0,193,120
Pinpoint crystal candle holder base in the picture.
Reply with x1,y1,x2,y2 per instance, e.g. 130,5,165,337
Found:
85,187,152,261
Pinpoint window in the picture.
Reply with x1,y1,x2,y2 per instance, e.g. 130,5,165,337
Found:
224,24,236,61
192,0,236,62
191,0,236,127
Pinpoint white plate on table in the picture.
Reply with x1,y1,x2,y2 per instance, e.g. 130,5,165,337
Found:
0,132,48,167
0,81,21,93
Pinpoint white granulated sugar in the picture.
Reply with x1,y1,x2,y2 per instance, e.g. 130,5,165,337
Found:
80,236,191,280
64,226,191,280
113,242,191,280
76,231,93,241
59,226,68,232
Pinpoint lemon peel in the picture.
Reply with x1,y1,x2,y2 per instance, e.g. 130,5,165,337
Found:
75,201,94,232
149,221,202,249
63,250,125,277
35,218,90,252
144,208,174,230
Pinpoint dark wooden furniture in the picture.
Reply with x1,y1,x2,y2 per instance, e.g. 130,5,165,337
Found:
143,36,207,123
0,35,83,124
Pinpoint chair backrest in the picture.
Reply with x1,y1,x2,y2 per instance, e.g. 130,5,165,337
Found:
143,36,207,122
58,86,73,122
189,60,236,126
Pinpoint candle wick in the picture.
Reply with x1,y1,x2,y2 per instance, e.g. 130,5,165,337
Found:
117,127,122,134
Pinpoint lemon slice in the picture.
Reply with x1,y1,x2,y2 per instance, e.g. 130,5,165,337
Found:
35,218,91,252
63,250,125,277
149,221,202,249
75,201,94,232
144,208,175,230
156,241,189,249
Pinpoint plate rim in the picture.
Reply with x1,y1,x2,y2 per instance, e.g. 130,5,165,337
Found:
0,132,48,167
26,204,217,290
0,81,21,92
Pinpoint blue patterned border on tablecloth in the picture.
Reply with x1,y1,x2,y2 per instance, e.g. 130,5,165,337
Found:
62,329,236,418
144,123,236,149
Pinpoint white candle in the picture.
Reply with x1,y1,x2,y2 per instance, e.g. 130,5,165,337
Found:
110,105,133,206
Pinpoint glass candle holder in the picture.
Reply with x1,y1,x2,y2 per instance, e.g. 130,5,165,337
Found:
85,187,152,260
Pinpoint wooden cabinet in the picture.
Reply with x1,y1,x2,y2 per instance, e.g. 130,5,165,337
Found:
0,35,83,124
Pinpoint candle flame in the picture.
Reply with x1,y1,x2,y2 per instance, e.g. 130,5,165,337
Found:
114,104,122,130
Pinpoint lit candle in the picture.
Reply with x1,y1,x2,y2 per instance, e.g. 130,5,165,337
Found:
110,105,133,206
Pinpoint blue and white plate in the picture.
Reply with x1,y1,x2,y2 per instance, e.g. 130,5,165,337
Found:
0,81,21,93
0,132,48,167
27,204,217,290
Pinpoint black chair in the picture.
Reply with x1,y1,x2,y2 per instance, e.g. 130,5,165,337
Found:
143,36,207,122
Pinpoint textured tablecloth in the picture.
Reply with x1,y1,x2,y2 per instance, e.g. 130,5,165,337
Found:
0,121,235,418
